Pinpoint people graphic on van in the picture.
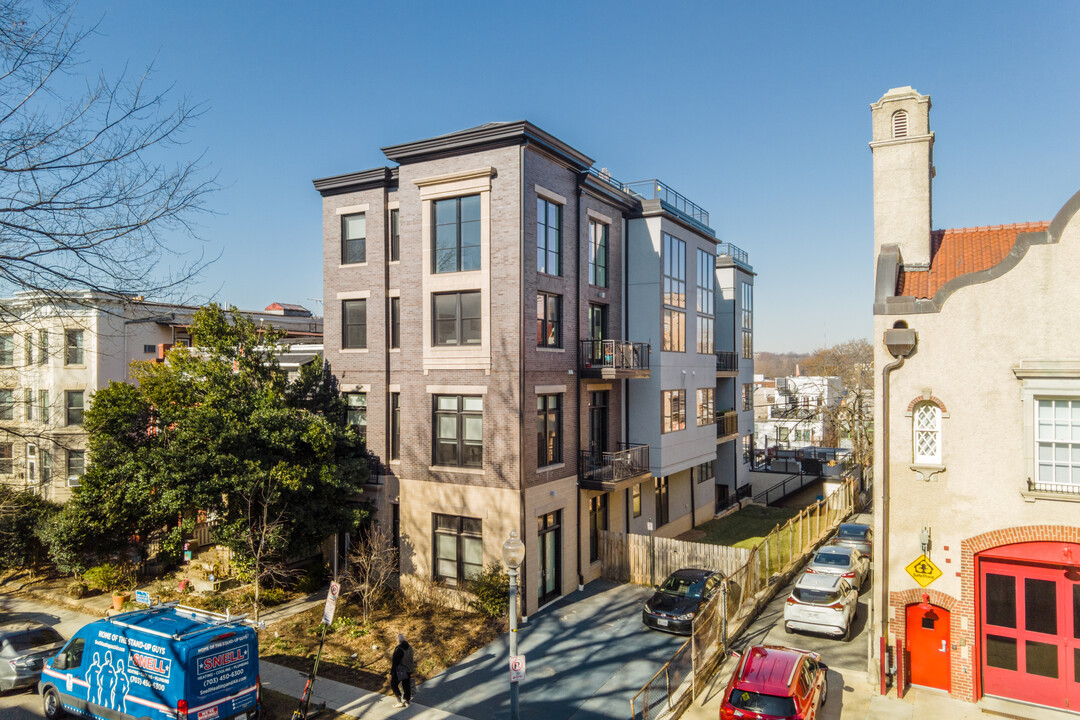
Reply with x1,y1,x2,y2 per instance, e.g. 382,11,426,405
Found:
102,651,116,708
88,651,104,705
113,659,130,712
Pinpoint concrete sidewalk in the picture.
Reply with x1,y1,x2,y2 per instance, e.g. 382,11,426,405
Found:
260,661,471,720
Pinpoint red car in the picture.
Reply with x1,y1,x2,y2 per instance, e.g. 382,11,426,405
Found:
719,645,828,719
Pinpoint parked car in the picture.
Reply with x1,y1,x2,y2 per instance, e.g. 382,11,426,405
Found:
0,622,65,693
719,644,828,719
828,522,872,556
784,573,859,640
805,545,870,590
642,568,738,635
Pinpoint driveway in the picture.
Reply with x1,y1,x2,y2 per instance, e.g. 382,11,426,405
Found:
0,593,99,720
418,579,685,720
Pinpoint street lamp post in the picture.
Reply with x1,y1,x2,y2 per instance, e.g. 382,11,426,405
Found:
502,531,525,720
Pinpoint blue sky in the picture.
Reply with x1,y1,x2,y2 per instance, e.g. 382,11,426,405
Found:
74,1,1080,352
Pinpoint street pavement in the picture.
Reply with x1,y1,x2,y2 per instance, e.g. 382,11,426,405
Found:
418,579,685,720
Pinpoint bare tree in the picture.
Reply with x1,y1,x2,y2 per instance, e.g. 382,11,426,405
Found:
803,339,874,468
236,474,292,622
0,0,215,307
345,524,396,624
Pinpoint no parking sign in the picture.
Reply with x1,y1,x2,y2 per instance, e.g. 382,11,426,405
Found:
509,654,526,683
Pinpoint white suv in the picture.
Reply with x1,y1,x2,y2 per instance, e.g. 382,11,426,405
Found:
784,572,858,640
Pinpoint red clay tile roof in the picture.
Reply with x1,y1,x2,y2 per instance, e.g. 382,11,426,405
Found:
895,221,1050,298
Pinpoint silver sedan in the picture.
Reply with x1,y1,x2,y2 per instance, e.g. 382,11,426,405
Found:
804,545,870,591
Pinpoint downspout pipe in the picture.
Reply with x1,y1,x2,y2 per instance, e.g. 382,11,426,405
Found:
877,326,917,692
519,141,529,618
576,171,586,591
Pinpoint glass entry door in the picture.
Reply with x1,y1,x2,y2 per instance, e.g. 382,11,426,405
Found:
538,510,562,606
589,391,609,454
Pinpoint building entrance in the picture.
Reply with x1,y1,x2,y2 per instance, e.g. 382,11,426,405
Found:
906,602,951,691
979,542,1080,711
538,510,562,606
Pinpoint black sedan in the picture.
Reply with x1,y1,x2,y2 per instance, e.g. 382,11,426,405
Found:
642,568,730,635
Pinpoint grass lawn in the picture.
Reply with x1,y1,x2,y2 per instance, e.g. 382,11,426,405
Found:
688,504,813,575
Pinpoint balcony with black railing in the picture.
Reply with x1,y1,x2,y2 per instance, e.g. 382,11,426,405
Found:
579,339,651,379
716,411,739,441
716,351,738,374
580,442,651,492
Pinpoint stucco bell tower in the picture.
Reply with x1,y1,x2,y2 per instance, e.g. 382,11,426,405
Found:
870,86,934,269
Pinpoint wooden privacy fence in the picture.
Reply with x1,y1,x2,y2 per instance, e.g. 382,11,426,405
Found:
598,532,750,586
630,475,860,720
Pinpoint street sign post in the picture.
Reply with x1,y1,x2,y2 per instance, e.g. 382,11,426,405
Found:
509,654,526,683
322,582,340,626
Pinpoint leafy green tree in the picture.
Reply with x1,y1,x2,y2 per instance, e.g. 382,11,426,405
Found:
42,304,372,592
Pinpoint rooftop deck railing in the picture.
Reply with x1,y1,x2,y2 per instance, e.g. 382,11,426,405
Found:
716,242,752,271
623,179,710,227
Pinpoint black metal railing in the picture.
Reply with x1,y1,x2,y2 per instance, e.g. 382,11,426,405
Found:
1027,479,1080,496
716,411,738,437
623,179,710,227
753,471,818,506
715,351,738,372
715,242,752,271
580,442,650,487
579,339,651,372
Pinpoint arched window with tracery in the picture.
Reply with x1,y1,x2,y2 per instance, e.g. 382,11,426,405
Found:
913,401,941,464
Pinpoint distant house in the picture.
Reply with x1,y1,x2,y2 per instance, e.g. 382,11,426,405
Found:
872,86,1080,713
755,374,842,451
0,292,322,502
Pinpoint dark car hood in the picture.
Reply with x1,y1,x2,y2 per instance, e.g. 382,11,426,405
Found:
646,591,701,616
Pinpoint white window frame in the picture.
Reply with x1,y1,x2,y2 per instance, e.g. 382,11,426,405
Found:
912,401,942,465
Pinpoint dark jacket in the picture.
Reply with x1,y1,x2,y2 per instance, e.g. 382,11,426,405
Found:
391,642,415,675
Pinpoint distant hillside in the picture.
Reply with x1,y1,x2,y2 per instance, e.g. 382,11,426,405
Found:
754,351,812,379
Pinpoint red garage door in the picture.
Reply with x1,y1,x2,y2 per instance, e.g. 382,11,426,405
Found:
980,542,1080,711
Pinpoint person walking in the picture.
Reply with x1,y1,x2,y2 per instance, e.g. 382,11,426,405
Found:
390,633,415,708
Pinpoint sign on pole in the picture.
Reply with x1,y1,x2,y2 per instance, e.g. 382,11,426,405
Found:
509,654,526,683
135,590,150,605
322,582,340,625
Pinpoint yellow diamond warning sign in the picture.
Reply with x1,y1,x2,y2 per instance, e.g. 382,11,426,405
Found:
905,554,943,588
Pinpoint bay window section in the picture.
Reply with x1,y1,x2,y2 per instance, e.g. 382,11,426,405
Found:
434,395,483,468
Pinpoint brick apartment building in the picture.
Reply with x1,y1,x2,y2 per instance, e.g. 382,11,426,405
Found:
872,86,1080,713
314,122,754,615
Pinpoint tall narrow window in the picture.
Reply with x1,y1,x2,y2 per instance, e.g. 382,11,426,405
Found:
433,291,481,346
24,389,32,421
40,449,50,486
655,476,670,526
589,494,608,563
913,401,942,465
697,248,715,354
743,383,754,412
390,392,400,461
536,293,562,348
66,390,84,425
341,213,366,264
697,388,716,426
537,394,562,467
0,443,12,474
38,330,48,365
588,220,608,287
0,335,13,366
345,393,367,430
342,299,367,349
0,389,12,420
537,197,561,275
390,297,400,350
662,390,686,433
741,283,753,360
434,195,481,273
67,450,85,487
389,208,400,262
38,390,49,425
24,333,33,365
632,483,642,518
434,395,483,468
65,330,84,365
663,233,686,351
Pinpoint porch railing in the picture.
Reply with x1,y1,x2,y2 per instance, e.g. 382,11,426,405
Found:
580,442,650,487
579,339,651,372
715,351,738,372
716,411,738,437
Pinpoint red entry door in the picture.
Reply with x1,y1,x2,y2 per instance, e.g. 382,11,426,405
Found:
907,603,951,691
